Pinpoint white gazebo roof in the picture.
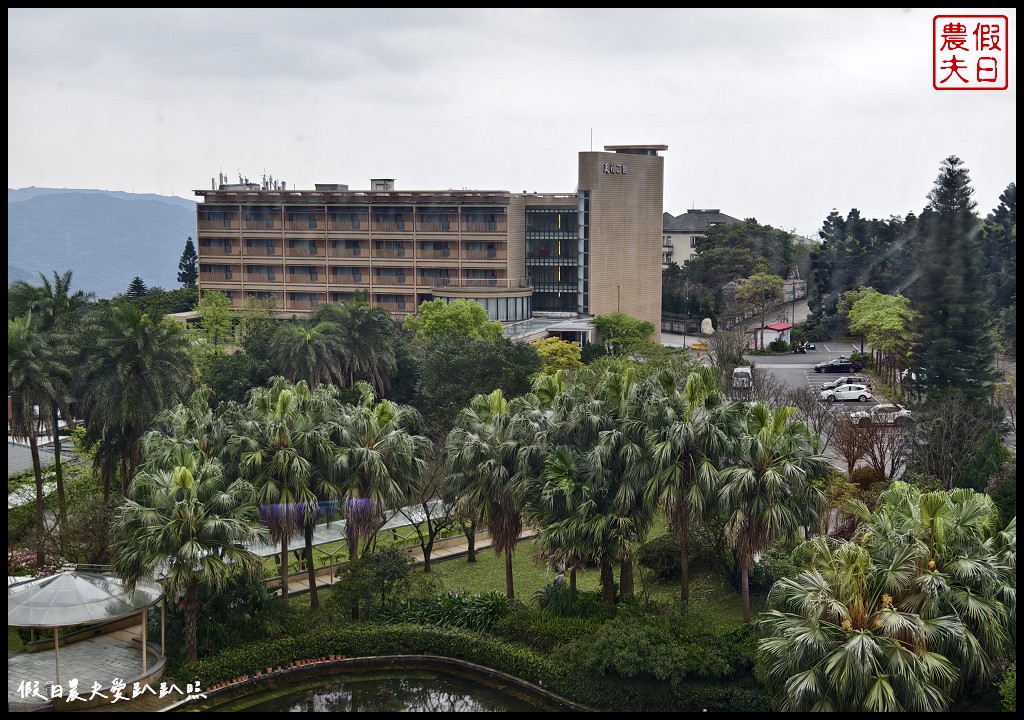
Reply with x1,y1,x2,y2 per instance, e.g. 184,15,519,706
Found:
8,567,162,628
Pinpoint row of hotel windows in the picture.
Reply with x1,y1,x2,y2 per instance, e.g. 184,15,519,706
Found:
200,265,503,283
198,208,581,235
204,290,528,321
197,209,504,231
199,239,501,257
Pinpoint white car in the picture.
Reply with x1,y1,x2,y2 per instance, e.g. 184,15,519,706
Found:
849,403,912,427
819,383,871,403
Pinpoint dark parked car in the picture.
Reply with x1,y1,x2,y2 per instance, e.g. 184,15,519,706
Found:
814,357,864,373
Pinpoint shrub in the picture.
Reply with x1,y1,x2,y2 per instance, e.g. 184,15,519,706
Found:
749,543,802,593
688,517,733,573
998,662,1016,712
158,572,286,669
768,338,790,354
958,429,1011,492
8,547,64,577
848,465,884,490
850,351,870,367
189,623,554,692
636,534,680,580
985,457,1016,527
327,548,416,620
491,607,600,652
380,590,513,633
549,611,765,711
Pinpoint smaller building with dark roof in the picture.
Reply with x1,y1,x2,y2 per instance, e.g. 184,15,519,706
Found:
661,208,742,268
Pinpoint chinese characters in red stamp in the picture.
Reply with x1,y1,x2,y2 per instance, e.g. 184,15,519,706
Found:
934,15,1009,90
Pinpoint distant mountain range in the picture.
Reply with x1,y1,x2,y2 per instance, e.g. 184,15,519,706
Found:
8,187,197,299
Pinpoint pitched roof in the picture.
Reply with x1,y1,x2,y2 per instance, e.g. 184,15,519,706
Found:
764,322,793,331
663,209,743,233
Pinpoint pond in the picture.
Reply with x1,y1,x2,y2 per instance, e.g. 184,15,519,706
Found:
179,664,580,713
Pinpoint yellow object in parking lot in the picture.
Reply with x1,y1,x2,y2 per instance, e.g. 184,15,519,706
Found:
691,342,708,351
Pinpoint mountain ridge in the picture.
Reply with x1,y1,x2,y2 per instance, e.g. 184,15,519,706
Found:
8,188,198,298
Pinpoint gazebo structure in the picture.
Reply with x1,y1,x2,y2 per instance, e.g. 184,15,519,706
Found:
8,565,165,711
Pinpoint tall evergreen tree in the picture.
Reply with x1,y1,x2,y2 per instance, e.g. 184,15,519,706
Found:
978,183,1016,357
177,236,199,288
906,155,997,399
126,276,149,299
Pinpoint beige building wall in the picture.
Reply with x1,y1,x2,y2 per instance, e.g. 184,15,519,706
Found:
577,148,664,339
506,194,526,283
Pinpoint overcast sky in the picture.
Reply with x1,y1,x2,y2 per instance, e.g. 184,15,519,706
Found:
8,8,1016,239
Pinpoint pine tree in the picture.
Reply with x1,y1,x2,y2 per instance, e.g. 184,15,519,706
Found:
907,155,997,400
979,183,1016,356
177,236,199,288
126,276,149,299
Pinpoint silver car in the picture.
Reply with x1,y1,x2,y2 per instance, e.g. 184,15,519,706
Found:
850,403,912,426
821,375,871,391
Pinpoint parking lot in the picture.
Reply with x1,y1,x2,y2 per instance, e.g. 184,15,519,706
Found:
743,344,885,414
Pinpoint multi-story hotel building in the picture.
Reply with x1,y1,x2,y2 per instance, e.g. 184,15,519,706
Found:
195,144,665,336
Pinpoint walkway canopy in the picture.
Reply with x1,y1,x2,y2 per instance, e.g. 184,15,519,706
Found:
245,499,449,557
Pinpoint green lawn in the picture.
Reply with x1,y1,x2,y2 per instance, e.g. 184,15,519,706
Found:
410,535,764,629
275,516,766,628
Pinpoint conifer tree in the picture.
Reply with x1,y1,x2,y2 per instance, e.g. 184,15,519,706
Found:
907,155,996,399
177,236,199,288
126,276,149,299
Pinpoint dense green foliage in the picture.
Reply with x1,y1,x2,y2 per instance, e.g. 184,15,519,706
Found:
403,297,503,342
758,483,1015,712
8,156,1016,711
998,662,1016,712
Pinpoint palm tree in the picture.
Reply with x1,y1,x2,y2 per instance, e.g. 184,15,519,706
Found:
79,301,194,493
718,402,829,622
230,377,341,609
851,483,1015,696
112,445,267,662
332,383,429,617
523,363,655,606
8,270,94,541
446,388,540,600
267,319,344,388
334,384,429,555
525,445,588,601
585,364,648,600
757,483,1015,711
8,314,70,566
312,293,400,394
646,365,741,606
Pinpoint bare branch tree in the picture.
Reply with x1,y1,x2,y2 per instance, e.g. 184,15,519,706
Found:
402,458,457,572
705,326,748,379
831,415,872,478
786,387,838,452
906,394,999,490
861,423,911,482
747,366,791,408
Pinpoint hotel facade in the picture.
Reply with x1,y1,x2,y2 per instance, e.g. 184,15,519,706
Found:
194,144,665,336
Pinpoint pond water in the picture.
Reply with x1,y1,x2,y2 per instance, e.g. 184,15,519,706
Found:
182,667,572,712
